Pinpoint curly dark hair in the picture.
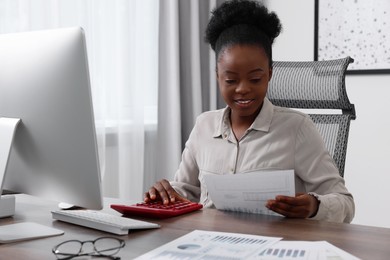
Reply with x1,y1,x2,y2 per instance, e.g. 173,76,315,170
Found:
205,0,282,66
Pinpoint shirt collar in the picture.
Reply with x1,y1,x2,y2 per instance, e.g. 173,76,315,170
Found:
213,97,274,138
251,97,274,132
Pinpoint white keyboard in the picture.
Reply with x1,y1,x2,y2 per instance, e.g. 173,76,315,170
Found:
52,210,160,235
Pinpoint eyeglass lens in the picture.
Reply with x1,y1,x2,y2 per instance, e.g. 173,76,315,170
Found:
94,237,124,255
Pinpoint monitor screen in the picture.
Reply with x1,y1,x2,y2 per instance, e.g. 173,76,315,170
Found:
0,27,103,209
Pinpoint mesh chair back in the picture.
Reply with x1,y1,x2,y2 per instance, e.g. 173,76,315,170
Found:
267,57,355,177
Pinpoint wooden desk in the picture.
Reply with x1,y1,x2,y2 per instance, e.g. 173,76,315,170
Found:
1,194,389,259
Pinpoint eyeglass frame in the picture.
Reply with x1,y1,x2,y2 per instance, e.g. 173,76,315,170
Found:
52,236,125,260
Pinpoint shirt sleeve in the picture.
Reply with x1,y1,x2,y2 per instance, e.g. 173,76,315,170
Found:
170,120,201,202
294,116,355,223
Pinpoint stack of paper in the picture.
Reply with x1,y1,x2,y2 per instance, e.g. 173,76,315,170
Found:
135,230,360,260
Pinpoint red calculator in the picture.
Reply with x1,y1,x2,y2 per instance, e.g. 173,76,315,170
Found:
110,201,203,218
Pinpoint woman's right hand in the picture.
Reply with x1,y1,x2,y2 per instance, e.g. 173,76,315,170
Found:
144,179,189,205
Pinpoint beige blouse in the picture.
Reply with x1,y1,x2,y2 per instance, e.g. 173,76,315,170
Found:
171,98,354,223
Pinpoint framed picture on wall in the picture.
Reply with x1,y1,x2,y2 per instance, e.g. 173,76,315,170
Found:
314,0,390,74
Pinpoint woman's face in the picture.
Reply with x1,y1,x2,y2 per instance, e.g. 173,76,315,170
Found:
217,44,272,124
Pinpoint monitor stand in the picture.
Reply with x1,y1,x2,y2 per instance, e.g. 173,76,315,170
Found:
0,117,20,218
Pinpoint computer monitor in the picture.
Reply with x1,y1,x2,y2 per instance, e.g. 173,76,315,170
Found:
0,27,103,210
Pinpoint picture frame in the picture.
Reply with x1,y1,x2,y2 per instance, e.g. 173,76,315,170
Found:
314,0,390,74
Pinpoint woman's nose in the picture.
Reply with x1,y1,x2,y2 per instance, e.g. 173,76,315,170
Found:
235,82,250,94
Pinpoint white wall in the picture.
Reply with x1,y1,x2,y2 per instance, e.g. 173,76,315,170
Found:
267,0,390,228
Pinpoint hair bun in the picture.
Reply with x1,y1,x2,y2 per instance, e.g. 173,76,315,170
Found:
205,0,282,50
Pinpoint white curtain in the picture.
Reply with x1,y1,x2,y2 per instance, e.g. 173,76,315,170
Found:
0,0,159,200
154,0,222,183
0,0,224,201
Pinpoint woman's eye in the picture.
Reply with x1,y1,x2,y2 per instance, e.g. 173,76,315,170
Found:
250,78,261,83
225,79,236,84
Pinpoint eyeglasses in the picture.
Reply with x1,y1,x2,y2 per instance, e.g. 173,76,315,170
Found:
52,237,125,260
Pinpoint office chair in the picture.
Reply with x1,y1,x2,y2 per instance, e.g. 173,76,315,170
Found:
267,57,355,177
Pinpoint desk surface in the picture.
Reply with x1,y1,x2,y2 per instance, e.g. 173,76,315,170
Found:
1,194,389,259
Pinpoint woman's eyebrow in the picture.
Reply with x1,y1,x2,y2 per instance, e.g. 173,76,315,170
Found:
224,70,239,75
248,68,265,74
221,68,265,76
224,68,264,74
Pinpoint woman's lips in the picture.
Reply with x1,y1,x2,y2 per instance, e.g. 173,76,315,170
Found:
234,99,254,107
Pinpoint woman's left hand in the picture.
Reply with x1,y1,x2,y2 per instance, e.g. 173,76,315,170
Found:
265,193,319,218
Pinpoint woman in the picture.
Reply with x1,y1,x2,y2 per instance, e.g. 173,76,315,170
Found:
145,0,354,223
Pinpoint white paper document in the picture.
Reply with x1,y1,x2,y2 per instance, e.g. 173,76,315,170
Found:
135,230,360,260
321,241,361,260
258,241,321,260
258,240,360,260
204,170,295,216
135,230,282,260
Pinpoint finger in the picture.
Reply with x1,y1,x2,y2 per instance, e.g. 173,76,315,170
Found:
269,203,303,218
152,181,170,204
144,192,151,202
144,190,159,203
148,186,158,200
267,200,310,218
271,206,300,218
276,195,308,206
159,179,177,203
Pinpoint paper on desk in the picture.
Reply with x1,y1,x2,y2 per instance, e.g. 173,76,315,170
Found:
134,230,282,260
204,170,295,216
321,241,361,260
258,241,322,260
258,240,360,260
135,229,360,260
